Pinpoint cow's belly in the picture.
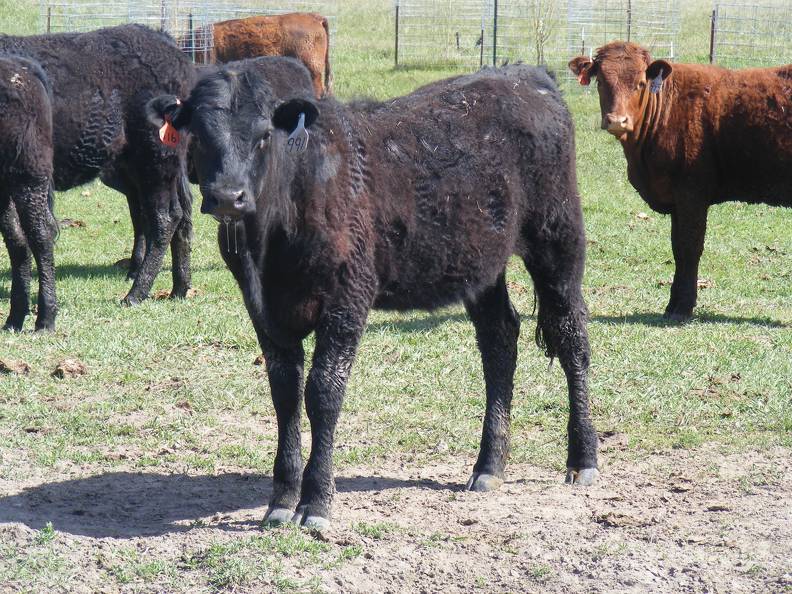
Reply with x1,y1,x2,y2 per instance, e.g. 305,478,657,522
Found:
373,228,513,311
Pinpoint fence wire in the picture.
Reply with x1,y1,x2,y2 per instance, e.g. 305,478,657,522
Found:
711,2,792,68
395,0,680,83
40,0,337,63
395,0,488,68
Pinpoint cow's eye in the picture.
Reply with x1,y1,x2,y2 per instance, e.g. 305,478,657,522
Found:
638,80,647,91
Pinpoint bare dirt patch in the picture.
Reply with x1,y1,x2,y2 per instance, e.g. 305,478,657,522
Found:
0,445,789,592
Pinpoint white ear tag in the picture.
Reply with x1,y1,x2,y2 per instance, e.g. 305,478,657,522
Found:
286,112,309,154
650,72,664,94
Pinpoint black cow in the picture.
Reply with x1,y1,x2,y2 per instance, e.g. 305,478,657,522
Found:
0,24,195,320
149,57,598,529
0,55,57,331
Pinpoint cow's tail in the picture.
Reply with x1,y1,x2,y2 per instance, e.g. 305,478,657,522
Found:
322,16,333,95
177,167,193,232
47,179,60,242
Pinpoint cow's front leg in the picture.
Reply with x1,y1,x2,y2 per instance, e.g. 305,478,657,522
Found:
292,305,368,531
261,338,306,525
665,201,708,322
125,190,146,280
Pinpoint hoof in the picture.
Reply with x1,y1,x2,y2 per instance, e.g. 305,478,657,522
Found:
34,320,56,333
2,323,23,333
121,295,142,307
565,467,599,486
291,506,330,532
663,310,692,324
465,472,503,492
263,507,294,526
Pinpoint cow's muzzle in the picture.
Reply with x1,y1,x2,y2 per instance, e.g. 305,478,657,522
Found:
200,187,255,219
602,113,633,136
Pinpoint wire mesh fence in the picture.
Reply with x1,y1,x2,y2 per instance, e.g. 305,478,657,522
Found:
394,0,681,83
711,1,792,68
554,0,680,81
40,0,337,63
395,0,488,68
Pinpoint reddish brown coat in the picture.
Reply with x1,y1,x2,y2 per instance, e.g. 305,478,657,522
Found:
191,13,332,98
569,42,792,320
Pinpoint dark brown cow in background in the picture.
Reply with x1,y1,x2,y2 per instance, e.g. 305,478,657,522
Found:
186,13,332,98
569,42,792,321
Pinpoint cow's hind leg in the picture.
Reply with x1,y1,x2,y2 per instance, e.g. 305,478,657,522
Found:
464,273,520,492
168,175,193,299
0,198,32,331
12,180,58,331
523,227,598,485
123,177,183,305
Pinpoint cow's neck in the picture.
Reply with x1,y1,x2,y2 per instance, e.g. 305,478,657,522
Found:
623,82,669,152
619,80,672,195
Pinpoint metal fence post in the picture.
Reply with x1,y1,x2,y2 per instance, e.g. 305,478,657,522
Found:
626,0,632,42
479,10,485,68
394,0,400,67
492,0,498,66
709,7,718,64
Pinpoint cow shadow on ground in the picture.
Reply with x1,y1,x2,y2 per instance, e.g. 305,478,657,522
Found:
0,471,456,539
367,312,470,333
367,310,787,333
592,312,788,328
54,263,128,280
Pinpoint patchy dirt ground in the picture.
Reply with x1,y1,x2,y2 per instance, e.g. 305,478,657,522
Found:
0,444,790,593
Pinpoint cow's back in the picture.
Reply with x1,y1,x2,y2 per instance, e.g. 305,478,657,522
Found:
333,66,578,308
638,63,792,208
212,14,329,96
707,65,792,205
0,25,194,189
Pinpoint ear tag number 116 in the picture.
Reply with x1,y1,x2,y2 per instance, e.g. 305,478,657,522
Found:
287,112,309,154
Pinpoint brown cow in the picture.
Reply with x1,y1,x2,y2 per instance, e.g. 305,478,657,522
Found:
185,13,332,97
569,42,792,321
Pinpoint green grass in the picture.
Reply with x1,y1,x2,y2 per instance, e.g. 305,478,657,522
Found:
0,0,790,591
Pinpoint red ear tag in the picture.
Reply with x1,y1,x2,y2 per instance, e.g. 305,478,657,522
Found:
159,120,180,147
578,72,591,86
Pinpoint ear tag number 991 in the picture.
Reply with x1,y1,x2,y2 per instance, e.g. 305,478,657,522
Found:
287,112,309,155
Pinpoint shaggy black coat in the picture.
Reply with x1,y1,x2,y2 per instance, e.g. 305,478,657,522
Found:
0,24,195,319
149,57,598,528
0,55,56,331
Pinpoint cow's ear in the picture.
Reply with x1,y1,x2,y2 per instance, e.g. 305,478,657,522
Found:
272,98,320,133
146,95,191,129
646,60,673,82
568,56,597,86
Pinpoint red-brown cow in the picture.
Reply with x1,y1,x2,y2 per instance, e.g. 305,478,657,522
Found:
186,13,332,98
569,42,792,321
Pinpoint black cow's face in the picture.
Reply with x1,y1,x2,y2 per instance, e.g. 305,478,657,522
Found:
147,72,318,221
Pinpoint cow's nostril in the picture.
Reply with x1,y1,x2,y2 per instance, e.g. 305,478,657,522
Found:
233,190,245,204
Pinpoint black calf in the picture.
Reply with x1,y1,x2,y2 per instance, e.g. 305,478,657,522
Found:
150,57,599,529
